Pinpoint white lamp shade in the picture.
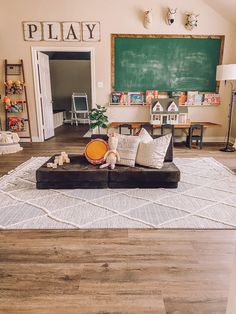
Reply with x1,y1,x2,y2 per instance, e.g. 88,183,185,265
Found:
216,64,236,81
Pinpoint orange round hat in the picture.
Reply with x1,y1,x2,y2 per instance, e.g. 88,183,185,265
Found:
84,139,108,165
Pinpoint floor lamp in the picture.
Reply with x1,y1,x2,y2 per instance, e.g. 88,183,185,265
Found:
216,64,236,152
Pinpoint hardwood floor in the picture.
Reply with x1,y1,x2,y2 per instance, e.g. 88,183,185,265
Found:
0,230,236,314
0,126,236,313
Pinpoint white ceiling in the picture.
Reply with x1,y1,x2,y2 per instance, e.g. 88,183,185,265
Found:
203,0,236,24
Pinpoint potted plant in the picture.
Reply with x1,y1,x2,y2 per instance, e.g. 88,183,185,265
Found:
89,105,109,134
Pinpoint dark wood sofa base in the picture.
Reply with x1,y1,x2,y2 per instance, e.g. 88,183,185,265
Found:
36,155,180,189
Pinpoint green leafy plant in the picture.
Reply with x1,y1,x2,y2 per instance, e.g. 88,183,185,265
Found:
89,105,109,134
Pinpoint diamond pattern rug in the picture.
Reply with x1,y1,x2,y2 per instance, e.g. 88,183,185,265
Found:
0,157,236,229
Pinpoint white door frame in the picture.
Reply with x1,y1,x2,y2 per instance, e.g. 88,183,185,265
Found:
31,46,96,142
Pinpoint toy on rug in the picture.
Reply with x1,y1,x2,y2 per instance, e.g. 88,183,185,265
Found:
100,133,120,169
47,152,70,169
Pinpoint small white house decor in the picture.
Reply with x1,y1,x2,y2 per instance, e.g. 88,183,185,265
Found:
150,99,188,125
23,21,100,42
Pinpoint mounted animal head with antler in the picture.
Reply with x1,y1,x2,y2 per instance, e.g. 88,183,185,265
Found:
144,10,152,29
185,13,199,31
166,8,177,25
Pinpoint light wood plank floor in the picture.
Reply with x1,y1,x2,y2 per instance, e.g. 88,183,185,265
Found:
0,125,236,313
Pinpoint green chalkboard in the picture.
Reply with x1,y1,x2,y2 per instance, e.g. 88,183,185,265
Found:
112,35,224,92
72,94,88,112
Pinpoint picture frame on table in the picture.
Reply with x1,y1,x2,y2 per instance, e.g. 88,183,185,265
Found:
128,92,144,105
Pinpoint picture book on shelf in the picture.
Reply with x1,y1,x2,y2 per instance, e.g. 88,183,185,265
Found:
111,92,128,105
120,92,128,105
193,94,203,106
111,92,122,104
203,93,221,105
146,90,158,105
128,92,144,104
186,91,198,105
178,93,187,105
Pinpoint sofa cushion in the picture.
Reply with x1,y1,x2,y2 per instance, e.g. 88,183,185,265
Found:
109,162,180,188
136,133,172,169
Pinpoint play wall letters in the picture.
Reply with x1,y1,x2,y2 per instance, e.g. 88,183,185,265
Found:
23,21,101,42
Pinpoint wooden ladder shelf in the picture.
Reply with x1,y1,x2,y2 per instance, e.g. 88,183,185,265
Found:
4,59,32,142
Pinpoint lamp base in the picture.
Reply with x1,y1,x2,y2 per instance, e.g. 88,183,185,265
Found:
220,146,235,152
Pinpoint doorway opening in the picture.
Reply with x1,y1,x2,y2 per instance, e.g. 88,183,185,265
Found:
32,47,96,142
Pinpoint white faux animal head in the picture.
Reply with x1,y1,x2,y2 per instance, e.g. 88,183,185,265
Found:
144,10,152,29
185,13,199,31
167,8,177,25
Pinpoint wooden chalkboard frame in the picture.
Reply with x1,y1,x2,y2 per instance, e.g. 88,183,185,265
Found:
111,34,225,93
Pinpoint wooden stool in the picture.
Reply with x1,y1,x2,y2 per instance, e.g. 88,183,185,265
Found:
186,124,204,149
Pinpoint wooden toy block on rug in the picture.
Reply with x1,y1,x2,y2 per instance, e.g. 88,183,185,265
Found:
47,152,70,169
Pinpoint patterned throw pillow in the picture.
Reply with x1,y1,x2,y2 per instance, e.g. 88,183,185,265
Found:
116,134,140,167
136,131,172,169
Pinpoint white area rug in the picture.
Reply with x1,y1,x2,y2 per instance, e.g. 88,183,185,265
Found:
83,130,92,137
0,157,236,229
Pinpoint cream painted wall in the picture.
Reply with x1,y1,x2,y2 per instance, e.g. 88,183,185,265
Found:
0,0,235,141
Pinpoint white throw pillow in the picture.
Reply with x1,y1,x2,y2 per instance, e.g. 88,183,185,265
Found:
138,128,153,143
136,133,172,169
116,134,140,167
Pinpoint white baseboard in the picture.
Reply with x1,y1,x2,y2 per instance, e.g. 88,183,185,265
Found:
19,136,42,143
